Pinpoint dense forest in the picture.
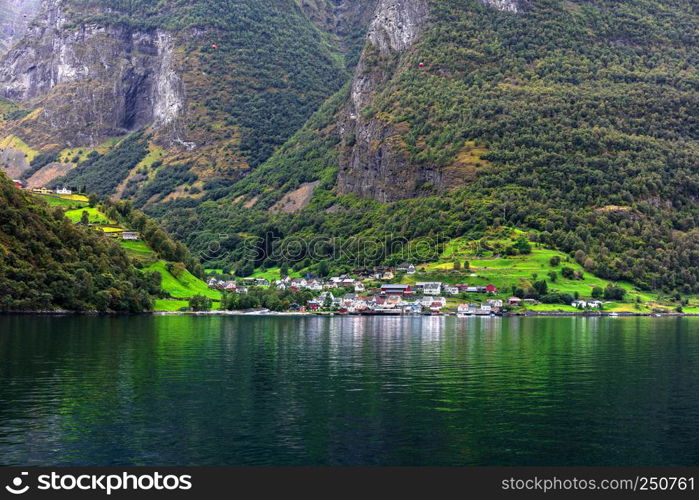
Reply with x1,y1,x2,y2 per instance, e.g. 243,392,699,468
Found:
152,0,699,294
0,173,159,311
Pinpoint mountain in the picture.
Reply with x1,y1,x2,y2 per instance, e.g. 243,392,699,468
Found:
1,0,699,294
0,0,376,192
0,172,158,311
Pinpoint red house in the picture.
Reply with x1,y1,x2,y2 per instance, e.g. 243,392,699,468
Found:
12,180,23,189
486,284,498,294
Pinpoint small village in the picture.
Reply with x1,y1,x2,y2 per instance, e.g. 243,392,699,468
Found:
206,265,608,316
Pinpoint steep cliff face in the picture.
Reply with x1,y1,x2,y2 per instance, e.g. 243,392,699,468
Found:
0,0,42,54
335,0,528,202
0,0,184,148
336,0,431,202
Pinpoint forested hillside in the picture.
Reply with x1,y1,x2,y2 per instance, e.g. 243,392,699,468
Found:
155,0,699,294
0,173,159,311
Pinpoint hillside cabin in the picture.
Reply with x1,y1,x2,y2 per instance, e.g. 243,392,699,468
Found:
56,187,73,195
12,179,23,189
122,232,140,241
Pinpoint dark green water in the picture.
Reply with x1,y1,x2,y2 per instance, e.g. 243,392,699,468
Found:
1,315,699,466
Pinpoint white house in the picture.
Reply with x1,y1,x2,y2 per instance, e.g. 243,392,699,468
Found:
56,187,73,195
444,285,460,296
416,282,442,296
122,232,140,241
354,282,366,293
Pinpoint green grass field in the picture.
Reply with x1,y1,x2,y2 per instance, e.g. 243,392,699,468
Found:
409,232,658,307
120,240,155,260
249,267,302,281
35,194,87,209
65,207,112,225
154,299,223,312
147,261,221,300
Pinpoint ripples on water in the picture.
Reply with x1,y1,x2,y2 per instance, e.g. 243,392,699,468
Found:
1,315,698,466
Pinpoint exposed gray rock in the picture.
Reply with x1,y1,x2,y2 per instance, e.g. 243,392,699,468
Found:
0,0,186,148
337,0,434,201
0,0,42,55
478,0,526,13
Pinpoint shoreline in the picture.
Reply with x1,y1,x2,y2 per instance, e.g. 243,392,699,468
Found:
3,310,699,318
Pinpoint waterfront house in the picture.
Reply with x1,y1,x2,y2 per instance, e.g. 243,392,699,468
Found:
509,297,522,306
572,300,587,309
457,304,470,315
588,301,603,309
403,302,422,315
487,299,504,309
307,300,320,312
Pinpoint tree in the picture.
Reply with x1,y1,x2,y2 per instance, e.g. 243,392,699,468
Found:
550,256,561,267
189,295,212,311
591,287,603,299
561,267,575,279
280,262,289,278
547,271,558,283
463,260,470,270
88,194,99,208
317,260,330,278
80,210,90,225
604,285,626,301
453,261,461,271
533,280,548,295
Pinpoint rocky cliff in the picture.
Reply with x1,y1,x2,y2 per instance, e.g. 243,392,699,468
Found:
334,0,530,202
0,0,184,149
335,0,430,202
0,0,42,54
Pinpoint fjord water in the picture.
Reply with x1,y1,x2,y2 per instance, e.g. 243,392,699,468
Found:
1,315,699,466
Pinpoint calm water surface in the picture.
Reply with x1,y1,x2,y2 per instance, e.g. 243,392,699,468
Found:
1,315,698,466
